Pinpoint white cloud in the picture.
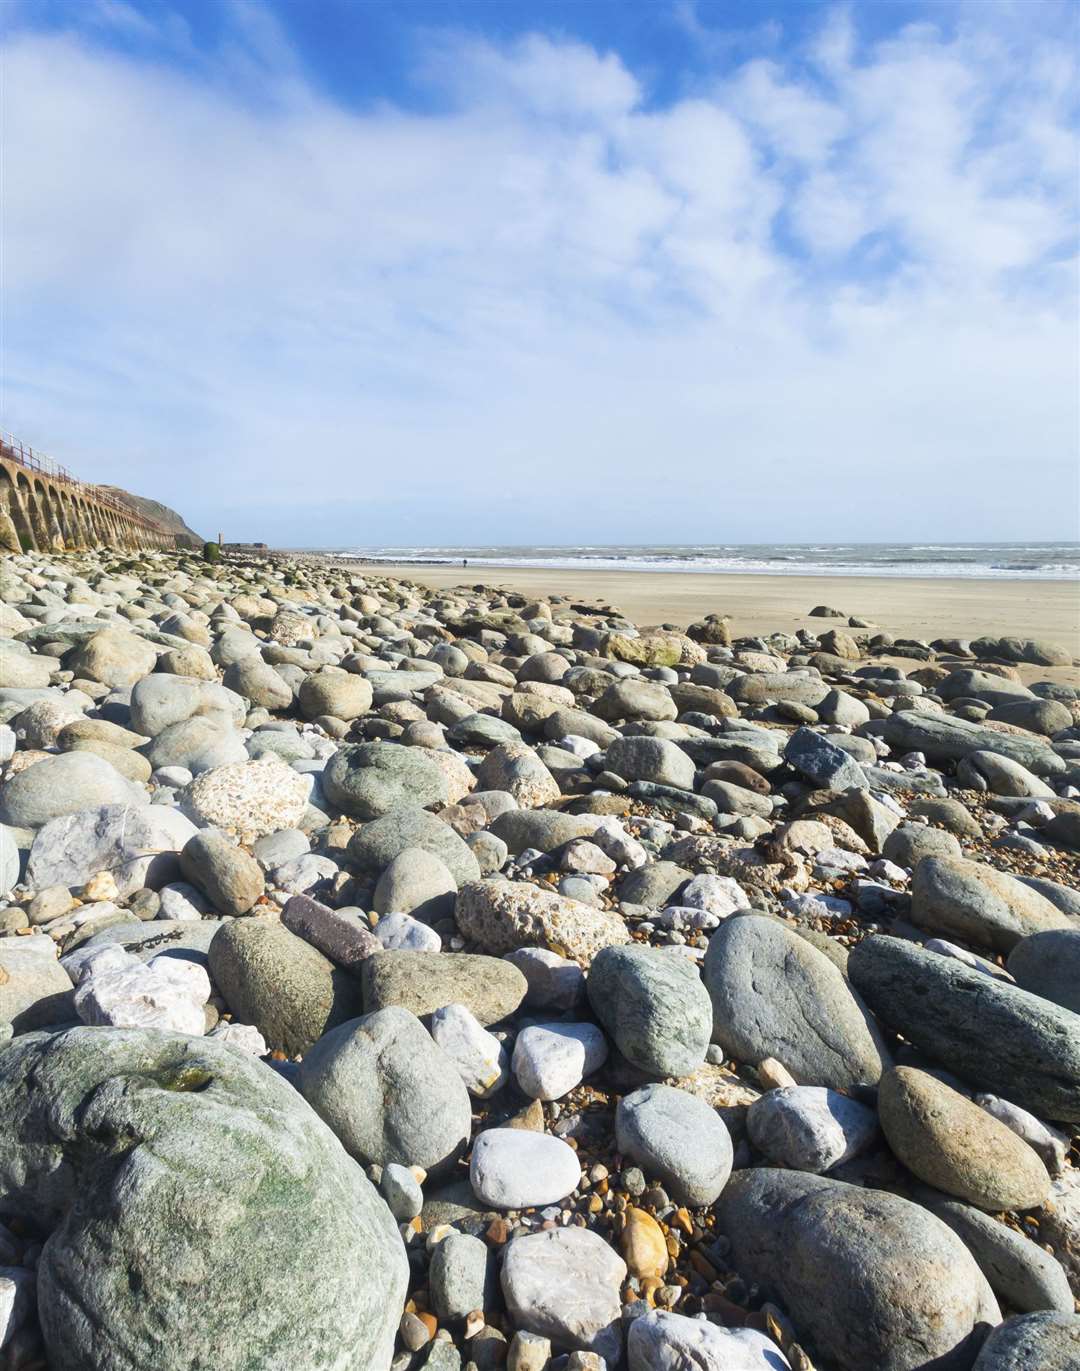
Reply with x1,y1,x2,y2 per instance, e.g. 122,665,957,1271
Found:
1,5,1076,543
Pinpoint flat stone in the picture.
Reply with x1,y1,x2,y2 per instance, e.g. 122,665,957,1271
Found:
26,803,197,899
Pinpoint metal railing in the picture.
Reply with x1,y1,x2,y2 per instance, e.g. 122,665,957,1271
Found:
0,431,169,532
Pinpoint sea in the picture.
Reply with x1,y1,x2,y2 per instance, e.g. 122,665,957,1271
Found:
333,543,1080,581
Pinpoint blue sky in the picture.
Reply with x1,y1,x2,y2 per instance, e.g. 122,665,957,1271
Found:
2,0,1078,545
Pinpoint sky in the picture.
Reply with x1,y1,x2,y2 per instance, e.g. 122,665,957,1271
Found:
2,0,1078,547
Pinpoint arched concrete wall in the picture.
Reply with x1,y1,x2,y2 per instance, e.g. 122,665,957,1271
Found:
0,454,175,553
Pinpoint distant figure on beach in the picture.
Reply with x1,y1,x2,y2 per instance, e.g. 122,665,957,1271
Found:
463,558,468,568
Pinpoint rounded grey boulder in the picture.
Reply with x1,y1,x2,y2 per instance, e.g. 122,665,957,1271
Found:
323,743,448,819
0,751,144,828
849,935,1080,1123
587,944,711,1078
911,856,1071,953
347,806,481,885
615,1083,733,1207
1006,929,1080,1013
703,914,891,1090
180,829,264,916
716,1169,999,1371
972,1311,1080,1369
0,1026,407,1371
298,1007,472,1174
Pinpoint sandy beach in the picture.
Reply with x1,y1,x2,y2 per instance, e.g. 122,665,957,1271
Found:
358,563,1080,668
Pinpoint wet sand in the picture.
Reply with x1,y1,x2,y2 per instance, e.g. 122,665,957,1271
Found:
365,563,1080,683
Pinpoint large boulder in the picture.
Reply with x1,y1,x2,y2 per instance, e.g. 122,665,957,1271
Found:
587,944,711,1078
702,915,890,1090
882,712,1064,776
911,856,1072,953
849,935,1080,1123
0,938,74,1033
0,1027,407,1370
615,1083,733,1208
500,1227,626,1362
716,1169,999,1371
298,1008,472,1174
604,736,696,791
972,1312,1080,1369
1007,929,1080,1013
179,758,312,845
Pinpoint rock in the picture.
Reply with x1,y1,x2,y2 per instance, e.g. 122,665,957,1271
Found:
587,944,711,1078
363,951,526,1024
490,809,600,856
990,698,1073,737
67,627,157,688
621,1206,668,1280
373,847,457,923
73,947,210,1034
883,822,962,867
129,674,245,736
716,1169,999,1371
455,880,630,967
0,823,20,894
179,758,311,844
0,751,143,828
878,1066,1050,1210
972,1311,1080,1369
605,735,695,790
727,673,830,707
208,918,364,1056
848,935,1080,1123
505,947,585,1011
594,678,677,723
475,743,561,809
145,716,248,774
281,893,381,970
702,914,890,1090
299,1007,472,1174
627,1312,791,1370
0,1027,406,1371
784,727,867,792
1007,929,1080,1012
1045,809,1080,851
324,743,448,818
469,1129,581,1209
957,751,1056,798
298,668,373,721
431,1002,509,1096
372,911,441,951
882,711,1064,776
511,1021,608,1100
430,1231,489,1322
500,1227,625,1362
348,807,481,886
920,1194,1075,1315
380,1162,423,1222
617,861,691,910
180,830,264,916
747,1086,878,1173
910,855,1071,953
0,938,74,1032
615,1083,733,1207
910,796,985,840
222,656,294,709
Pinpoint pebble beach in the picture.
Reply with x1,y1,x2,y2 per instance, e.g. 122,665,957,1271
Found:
1,544,1080,1371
